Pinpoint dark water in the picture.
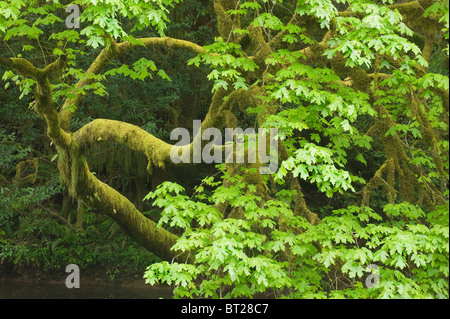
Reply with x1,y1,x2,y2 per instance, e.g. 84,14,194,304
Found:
0,279,173,299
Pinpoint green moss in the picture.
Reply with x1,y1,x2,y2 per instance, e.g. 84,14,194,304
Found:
214,0,241,40
14,158,39,186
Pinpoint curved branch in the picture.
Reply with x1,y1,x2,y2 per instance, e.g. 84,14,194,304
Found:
38,203,76,231
74,119,173,170
59,37,205,131
0,56,71,147
59,45,117,130
72,87,260,170
76,162,182,261
0,56,39,77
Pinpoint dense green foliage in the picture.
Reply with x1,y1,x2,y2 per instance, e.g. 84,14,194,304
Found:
0,0,448,299
0,129,158,277
0,0,214,279
144,175,448,298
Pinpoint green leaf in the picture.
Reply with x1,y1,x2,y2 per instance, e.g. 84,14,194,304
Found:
393,255,407,269
22,45,35,51
157,69,171,81
373,250,389,263
356,153,367,165
86,36,103,49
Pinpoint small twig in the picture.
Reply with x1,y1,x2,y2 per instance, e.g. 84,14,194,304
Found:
37,203,76,231
37,38,47,66
3,40,16,57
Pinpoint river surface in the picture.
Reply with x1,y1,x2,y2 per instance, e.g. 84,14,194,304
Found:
0,279,173,299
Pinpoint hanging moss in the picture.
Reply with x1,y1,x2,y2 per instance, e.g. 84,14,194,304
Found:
75,163,185,262
2,0,447,264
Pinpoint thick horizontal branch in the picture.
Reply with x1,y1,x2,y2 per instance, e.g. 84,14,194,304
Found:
0,56,39,77
388,0,437,18
339,0,437,19
0,55,66,79
74,119,173,170
72,87,257,170
117,37,204,55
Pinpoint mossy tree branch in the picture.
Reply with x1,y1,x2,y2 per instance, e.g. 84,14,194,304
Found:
76,159,182,261
0,56,71,147
1,53,186,261
59,36,205,131
1,0,447,263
